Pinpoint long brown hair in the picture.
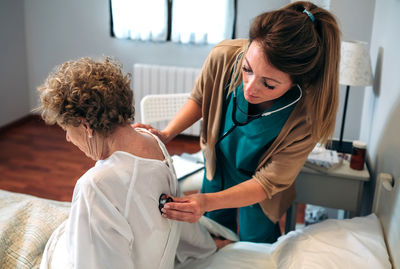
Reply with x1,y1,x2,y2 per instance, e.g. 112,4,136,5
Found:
231,1,340,143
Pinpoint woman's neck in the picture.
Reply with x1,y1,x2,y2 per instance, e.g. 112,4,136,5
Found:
99,125,164,161
248,101,274,115
98,125,138,160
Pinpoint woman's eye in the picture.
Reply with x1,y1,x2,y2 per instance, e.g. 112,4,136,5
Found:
242,66,252,73
264,81,275,90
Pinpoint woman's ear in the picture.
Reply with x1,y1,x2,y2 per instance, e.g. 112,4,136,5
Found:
81,119,94,138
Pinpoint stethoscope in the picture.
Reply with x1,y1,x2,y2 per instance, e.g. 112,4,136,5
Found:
158,53,303,208
217,52,303,144
159,193,173,214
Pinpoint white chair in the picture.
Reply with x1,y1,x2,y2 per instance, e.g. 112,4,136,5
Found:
140,93,190,125
139,93,201,136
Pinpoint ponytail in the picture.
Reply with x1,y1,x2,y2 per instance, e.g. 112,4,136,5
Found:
245,1,341,143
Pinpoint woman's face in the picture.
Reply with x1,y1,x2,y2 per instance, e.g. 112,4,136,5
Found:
242,41,294,107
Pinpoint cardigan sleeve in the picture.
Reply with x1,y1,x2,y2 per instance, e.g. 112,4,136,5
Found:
253,118,317,222
190,39,247,107
254,135,315,199
189,43,222,106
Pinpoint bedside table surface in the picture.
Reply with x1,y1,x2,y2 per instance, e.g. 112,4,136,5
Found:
302,159,369,181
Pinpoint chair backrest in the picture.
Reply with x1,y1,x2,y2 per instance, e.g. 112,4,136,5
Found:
140,93,190,124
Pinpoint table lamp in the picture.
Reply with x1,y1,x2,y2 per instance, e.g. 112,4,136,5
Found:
338,40,373,152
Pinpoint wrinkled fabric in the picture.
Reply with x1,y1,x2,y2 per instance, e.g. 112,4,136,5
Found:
41,129,180,269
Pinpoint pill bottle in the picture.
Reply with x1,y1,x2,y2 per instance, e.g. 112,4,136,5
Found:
350,140,367,170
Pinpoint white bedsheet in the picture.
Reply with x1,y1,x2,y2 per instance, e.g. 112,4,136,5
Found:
178,214,391,269
0,188,392,269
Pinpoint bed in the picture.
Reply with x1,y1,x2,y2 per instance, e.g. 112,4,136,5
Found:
0,172,397,269
0,191,70,268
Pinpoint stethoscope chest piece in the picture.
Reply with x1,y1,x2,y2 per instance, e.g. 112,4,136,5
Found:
159,193,173,214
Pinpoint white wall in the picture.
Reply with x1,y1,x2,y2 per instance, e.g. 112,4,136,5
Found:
360,0,400,263
1,0,376,141
23,0,214,114
360,0,400,178
331,0,376,141
0,0,30,126
236,0,285,38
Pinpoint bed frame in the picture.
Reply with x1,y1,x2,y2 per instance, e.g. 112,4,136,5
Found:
0,166,398,268
373,172,399,268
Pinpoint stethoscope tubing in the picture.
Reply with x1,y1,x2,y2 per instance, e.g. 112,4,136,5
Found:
217,83,302,144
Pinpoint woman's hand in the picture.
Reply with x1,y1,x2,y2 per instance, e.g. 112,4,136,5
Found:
162,180,268,223
212,236,235,250
161,193,208,223
131,123,169,144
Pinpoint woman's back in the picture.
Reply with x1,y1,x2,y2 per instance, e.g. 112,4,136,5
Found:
42,134,180,269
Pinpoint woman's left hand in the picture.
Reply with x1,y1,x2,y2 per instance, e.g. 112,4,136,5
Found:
161,193,208,223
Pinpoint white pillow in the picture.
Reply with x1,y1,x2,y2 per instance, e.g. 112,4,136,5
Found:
275,213,392,269
177,214,392,269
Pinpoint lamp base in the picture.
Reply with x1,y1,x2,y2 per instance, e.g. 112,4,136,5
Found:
326,139,353,154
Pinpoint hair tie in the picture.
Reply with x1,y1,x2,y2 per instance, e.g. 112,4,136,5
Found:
303,9,315,22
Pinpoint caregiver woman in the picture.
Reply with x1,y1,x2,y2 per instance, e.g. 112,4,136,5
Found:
135,1,340,243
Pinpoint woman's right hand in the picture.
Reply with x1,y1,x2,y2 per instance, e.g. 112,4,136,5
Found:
161,193,208,223
131,123,170,144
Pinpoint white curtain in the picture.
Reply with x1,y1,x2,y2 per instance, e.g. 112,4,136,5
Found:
111,0,168,41
171,0,235,45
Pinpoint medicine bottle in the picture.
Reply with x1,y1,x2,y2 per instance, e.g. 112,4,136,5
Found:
350,141,366,170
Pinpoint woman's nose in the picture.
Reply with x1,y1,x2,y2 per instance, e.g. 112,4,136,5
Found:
66,133,70,142
245,76,257,94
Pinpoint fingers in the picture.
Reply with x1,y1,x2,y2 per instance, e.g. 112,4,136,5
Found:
131,123,168,143
161,200,202,223
131,123,159,135
131,122,153,129
163,201,195,212
161,193,206,222
161,208,199,223
213,238,234,249
168,196,191,203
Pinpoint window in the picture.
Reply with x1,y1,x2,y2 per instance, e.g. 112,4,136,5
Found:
110,0,236,44
110,0,168,42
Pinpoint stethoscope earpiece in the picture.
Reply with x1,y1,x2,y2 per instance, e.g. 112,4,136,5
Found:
159,193,173,214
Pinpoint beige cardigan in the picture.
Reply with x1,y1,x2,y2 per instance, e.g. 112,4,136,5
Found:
190,39,317,223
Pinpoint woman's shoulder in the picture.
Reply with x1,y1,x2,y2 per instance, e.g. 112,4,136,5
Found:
209,39,248,59
200,39,248,83
214,39,248,49
75,153,133,189
77,152,171,190
72,154,140,205
72,151,175,208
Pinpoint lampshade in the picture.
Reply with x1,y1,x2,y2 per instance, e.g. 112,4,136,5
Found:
340,40,373,86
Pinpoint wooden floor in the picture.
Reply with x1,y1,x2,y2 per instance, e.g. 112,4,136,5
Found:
0,115,200,201
0,115,303,231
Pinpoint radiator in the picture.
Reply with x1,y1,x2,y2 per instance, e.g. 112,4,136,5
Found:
133,63,202,136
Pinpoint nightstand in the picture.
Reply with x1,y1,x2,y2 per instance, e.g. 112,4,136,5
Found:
285,158,370,233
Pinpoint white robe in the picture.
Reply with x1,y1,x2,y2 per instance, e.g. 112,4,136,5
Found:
41,131,181,268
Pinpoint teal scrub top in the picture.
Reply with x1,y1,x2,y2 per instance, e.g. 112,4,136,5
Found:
215,81,298,189
202,81,300,242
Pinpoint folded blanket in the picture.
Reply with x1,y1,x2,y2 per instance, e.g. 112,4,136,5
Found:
0,190,70,269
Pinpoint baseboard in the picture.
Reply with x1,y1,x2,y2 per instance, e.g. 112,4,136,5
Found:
0,115,199,140
0,114,40,134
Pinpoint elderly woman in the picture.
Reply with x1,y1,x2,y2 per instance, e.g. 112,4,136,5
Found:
37,57,194,268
